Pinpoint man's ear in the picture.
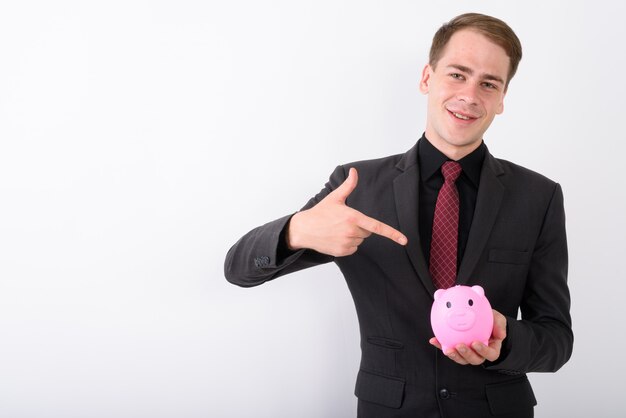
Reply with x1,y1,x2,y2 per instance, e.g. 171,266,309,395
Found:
496,85,508,115
496,94,505,115
419,64,432,94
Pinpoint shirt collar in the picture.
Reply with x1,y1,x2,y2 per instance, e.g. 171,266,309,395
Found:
418,133,486,187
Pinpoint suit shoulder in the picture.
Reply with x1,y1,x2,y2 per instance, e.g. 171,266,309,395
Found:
317,151,405,197
341,152,405,172
337,152,405,189
495,157,559,187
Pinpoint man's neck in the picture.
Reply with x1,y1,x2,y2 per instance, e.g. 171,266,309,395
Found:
423,133,483,161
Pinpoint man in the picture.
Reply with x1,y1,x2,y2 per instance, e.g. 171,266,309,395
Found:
224,13,572,418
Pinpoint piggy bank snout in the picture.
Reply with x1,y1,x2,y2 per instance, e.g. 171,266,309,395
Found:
445,309,476,331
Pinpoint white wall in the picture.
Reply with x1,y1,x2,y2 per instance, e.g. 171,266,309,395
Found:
0,1,623,417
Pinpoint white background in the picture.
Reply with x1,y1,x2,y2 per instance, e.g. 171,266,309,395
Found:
0,1,623,417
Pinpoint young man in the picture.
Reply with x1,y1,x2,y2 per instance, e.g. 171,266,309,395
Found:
224,13,572,418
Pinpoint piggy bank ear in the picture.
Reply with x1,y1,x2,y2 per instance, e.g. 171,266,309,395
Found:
471,285,485,297
434,289,446,300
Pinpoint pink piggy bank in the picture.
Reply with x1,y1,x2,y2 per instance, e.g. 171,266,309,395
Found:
430,285,494,353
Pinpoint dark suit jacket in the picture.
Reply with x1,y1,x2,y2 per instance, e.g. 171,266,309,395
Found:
224,142,573,418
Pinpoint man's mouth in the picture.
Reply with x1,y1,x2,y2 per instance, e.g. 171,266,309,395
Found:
452,112,470,120
447,108,479,121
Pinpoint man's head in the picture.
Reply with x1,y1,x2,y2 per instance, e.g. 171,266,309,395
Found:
430,13,522,89
420,13,522,160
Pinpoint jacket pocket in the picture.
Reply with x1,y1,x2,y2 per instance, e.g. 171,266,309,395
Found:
366,336,404,349
354,369,405,409
488,249,530,265
485,376,537,415
362,337,404,376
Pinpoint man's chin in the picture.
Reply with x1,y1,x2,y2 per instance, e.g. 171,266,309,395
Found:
425,128,483,155
443,136,483,149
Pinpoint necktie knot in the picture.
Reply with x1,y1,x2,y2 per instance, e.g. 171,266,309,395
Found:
442,161,462,183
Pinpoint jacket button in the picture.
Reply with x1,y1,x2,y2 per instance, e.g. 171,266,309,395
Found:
254,256,270,268
439,388,450,400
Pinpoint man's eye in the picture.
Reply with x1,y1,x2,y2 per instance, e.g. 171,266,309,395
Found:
482,82,497,89
450,73,464,80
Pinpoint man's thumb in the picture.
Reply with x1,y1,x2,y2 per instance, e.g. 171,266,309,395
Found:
332,167,358,202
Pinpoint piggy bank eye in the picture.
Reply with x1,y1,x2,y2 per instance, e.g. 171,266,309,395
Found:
446,302,452,308
468,299,474,306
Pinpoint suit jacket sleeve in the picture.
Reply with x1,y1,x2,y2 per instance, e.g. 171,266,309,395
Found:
486,183,573,374
224,166,348,287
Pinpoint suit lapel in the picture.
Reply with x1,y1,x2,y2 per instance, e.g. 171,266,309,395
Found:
456,152,505,284
393,144,436,296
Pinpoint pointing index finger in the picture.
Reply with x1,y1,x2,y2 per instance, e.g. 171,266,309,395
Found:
355,212,407,246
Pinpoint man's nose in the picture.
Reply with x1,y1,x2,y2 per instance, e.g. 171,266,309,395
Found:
456,83,479,104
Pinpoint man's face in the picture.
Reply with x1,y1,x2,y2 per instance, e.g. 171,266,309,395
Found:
420,29,510,159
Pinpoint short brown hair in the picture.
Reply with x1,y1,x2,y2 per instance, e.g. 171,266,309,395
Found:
429,13,523,87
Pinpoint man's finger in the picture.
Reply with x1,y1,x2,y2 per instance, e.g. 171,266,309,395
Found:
492,310,507,340
472,342,499,362
456,344,485,366
355,212,408,245
330,167,359,203
429,338,442,350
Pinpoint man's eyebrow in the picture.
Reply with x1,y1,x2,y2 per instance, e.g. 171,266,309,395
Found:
446,64,505,85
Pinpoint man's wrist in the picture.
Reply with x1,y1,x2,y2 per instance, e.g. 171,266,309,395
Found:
285,212,303,251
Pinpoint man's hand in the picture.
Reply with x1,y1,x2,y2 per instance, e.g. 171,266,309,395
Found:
429,309,507,366
286,167,408,257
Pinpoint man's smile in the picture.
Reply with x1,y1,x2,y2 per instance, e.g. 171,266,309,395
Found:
446,108,480,123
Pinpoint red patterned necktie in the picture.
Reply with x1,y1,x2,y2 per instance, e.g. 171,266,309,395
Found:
429,161,462,289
